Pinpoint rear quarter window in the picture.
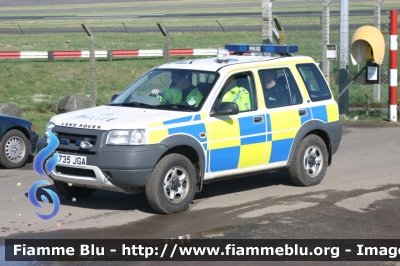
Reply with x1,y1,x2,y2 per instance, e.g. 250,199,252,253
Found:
296,63,332,102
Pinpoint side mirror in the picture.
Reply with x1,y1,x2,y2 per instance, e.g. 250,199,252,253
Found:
210,102,239,116
111,94,119,102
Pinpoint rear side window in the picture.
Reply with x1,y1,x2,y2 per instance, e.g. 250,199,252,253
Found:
296,63,332,102
259,68,302,108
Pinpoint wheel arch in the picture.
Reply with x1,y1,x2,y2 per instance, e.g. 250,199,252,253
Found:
159,134,206,192
1,126,31,143
288,120,332,166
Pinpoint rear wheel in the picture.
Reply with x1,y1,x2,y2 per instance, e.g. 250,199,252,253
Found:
53,180,96,199
146,154,196,214
289,135,328,186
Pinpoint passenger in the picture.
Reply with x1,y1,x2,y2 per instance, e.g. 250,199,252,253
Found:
151,73,203,107
260,70,289,107
221,76,251,111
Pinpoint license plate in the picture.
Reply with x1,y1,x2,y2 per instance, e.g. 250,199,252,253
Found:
58,154,87,166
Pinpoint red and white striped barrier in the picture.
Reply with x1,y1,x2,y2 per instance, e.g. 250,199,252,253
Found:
389,10,398,122
0,51,48,58
0,49,217,59
53,50,108,58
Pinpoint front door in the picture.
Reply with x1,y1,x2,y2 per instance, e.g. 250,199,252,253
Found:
206,72,267,173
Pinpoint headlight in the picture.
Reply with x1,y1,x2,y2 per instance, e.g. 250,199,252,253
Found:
44,122,55,138
106,129,146,145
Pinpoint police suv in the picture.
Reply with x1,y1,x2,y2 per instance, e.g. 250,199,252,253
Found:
37,44,342,214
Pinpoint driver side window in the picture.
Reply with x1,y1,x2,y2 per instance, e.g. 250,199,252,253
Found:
215,72,257,113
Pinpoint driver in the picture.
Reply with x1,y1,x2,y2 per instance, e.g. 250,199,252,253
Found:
151,73,203,107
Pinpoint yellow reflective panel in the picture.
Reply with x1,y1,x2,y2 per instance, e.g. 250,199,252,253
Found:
326,102,339,122
207,117,240,145
148,129,169,144
149,122,164,127
263,141,273,164
209,139,241,150
238,143,266,168
272,129,298,141
270,109,301,131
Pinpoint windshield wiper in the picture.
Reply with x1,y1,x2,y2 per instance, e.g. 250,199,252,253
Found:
158,103,195,111
110,102,155,108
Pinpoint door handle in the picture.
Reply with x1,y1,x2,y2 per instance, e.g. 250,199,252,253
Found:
253,116,264,123
298,109,307,116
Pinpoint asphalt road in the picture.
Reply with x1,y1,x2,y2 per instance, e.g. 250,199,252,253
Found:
1,122,400,265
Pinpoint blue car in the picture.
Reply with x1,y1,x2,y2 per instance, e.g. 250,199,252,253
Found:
0,114,39,169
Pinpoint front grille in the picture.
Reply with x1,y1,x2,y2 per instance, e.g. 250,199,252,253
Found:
55,166,96,179
52,126,106,155
56,132,97,145
57,148,96,155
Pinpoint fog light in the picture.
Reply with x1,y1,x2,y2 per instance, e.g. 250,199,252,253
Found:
80,141,93,149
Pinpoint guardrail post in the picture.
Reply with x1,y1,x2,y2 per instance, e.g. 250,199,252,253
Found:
273,16,285,44
81,23,97,103
373,0,384,102
216,20,226,32
157,22,169,63
48,50,54,62
322,0,331,85
262,0,273,45
339,0,349,115
107,50,113,61
389,10,398,122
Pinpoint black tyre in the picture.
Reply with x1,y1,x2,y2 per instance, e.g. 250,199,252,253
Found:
53,180,96,198
145,154,196,214
289,135,328,186
0,129,30,169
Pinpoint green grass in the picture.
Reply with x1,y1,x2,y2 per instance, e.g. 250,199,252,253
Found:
0,57,168,110
0,31,265,51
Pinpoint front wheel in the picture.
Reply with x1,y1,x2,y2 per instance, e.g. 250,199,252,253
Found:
289,135,328,186
146,154,196,214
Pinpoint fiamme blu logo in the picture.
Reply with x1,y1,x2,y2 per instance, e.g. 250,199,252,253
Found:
29,130,60,220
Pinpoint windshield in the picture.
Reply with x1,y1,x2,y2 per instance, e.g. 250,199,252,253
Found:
111,69,219,111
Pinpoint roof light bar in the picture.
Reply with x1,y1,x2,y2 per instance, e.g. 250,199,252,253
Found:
225,44,299,54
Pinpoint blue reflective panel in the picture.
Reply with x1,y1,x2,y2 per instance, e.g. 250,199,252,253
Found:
261,45,299,53
225,44,298,54
224,44,249,53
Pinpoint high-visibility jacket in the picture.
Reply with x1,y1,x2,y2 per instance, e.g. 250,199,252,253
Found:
158,87,203,107
221,86,251,111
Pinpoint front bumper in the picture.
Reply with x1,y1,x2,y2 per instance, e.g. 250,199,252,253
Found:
50,164,154,193
37,127,168,193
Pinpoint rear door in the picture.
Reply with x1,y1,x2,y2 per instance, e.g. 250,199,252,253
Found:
258,67,305,164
